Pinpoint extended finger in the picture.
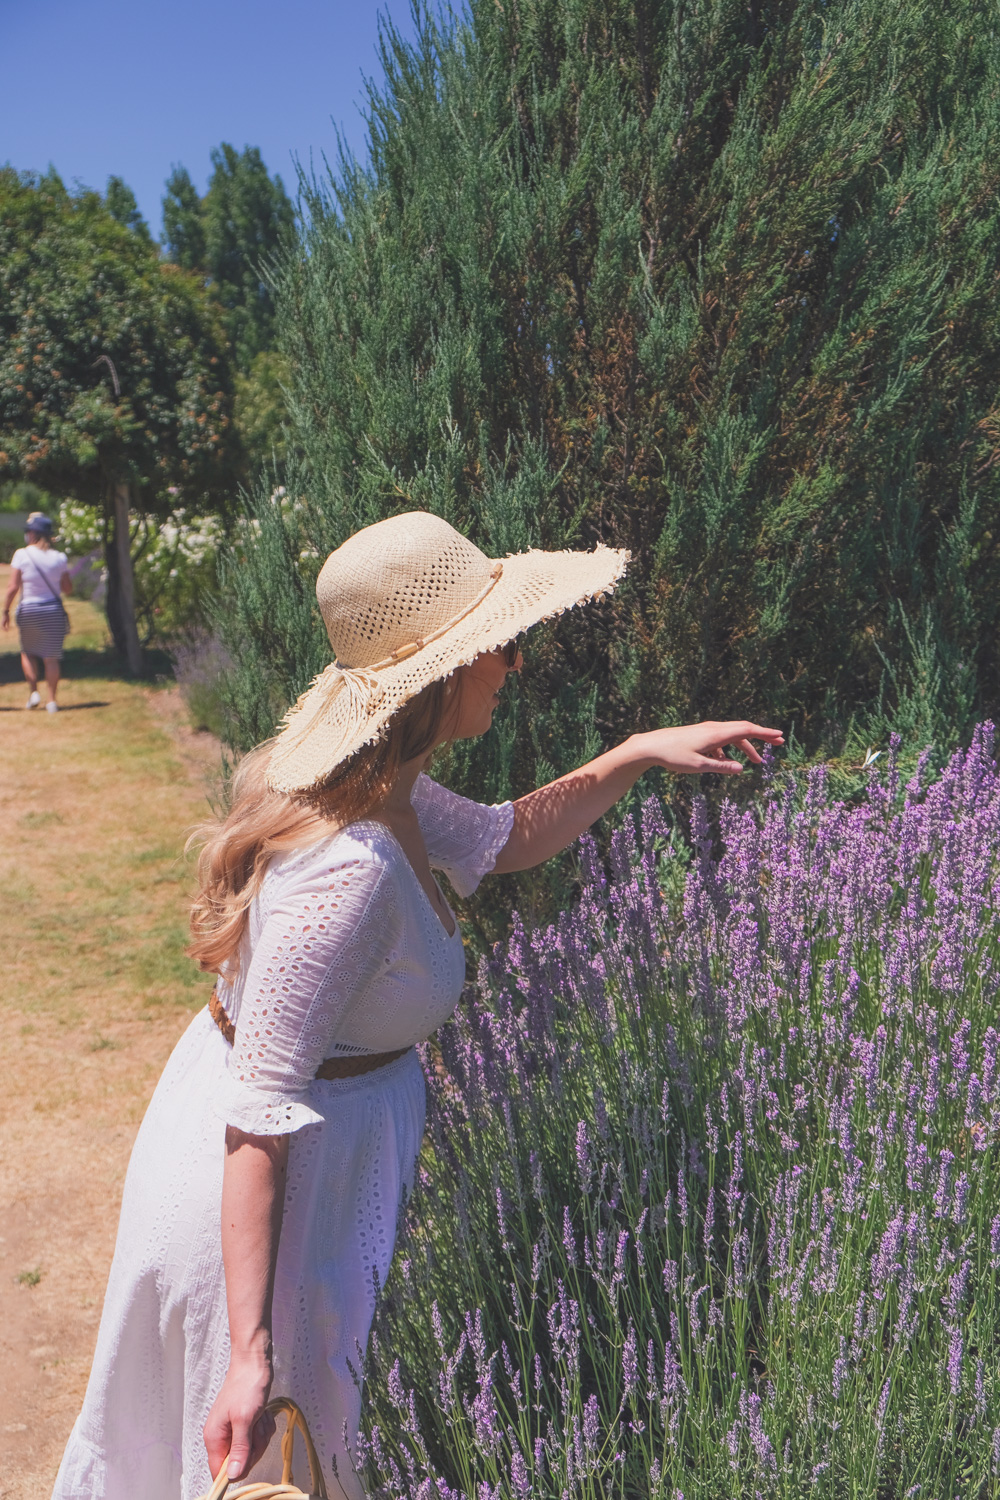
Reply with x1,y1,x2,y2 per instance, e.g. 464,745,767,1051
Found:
740,723,784,740
735,737,763,764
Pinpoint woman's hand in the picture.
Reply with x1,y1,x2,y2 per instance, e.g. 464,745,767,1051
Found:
203,1351,277,1481
636,720,784,776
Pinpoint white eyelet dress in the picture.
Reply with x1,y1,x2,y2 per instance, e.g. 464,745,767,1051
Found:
52,775,513,1500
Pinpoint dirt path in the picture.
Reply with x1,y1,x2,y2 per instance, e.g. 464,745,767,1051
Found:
0,568,220,1496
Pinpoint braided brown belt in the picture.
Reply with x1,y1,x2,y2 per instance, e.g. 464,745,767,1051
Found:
208,989,409,1080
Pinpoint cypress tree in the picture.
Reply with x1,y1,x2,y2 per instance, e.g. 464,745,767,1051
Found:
105,175,152,242
202,144,295,370
163,147,294,370
162,165,206,271
219,0,1000,924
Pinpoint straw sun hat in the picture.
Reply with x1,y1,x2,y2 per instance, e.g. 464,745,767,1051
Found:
266,511,629,794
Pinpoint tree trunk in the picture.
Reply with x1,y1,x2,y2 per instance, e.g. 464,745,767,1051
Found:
103,481,143,676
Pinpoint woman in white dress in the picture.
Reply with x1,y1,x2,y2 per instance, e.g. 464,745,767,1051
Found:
53,511,782,1499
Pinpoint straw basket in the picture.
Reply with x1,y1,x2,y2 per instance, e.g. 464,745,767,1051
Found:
196,1397,329,1500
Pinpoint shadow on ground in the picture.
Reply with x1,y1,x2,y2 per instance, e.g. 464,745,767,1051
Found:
0,700,111,712
0,644,174,687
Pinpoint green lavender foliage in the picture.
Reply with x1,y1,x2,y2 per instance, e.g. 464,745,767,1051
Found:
218,0,1000,912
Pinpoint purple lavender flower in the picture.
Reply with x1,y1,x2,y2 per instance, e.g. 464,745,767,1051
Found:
725,1415,742,1467
388,1359,406,1409
933,1149,955,1219
622,1322,639,1396
951,1172,970,1227
562,1205,577,1266
949,1019,972,1098
495,1185,511,1251
876,1377,891,1450
964,1072,984,1135
546,1282,581,1381
676,1162,688,1224
703,1186,716,1260
509,1447,531,1498
872,1214,905,1298
583,1393,600,1452
943,1259,971,1322
575,1120,592,1193
662,1338,687,1407
612,1230,629,1290
832,1337,849,1399
533,1437,546,1478
747,1393,777,1474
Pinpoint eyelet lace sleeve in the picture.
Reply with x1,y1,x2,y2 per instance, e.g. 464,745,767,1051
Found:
412,774,514,898
215,843,403,1135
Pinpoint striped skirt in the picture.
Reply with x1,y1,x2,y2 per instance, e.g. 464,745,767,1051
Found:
17,600,68,660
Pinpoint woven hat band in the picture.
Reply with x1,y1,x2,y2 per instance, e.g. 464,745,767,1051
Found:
336,562,504,672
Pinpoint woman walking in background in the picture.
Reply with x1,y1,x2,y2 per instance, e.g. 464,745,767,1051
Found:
1,510,71,712
53,511,782,1499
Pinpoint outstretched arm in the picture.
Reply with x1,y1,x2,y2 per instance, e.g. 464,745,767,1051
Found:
493,721,783,874
1,567,21,631
203,1128,289,1482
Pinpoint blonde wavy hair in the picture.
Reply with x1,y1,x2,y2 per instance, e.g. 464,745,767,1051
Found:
188,678,457,974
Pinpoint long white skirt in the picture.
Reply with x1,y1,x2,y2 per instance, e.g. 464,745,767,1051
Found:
52,1008,426,1500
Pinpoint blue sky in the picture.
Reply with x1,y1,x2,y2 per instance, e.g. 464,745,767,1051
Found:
1,0,419,234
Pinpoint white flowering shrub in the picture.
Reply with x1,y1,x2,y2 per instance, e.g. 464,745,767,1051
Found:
58,497,223,640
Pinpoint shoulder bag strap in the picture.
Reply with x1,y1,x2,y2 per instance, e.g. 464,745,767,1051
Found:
21,550,70,626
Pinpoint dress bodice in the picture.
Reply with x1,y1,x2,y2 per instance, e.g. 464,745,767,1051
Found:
213,775,513,1135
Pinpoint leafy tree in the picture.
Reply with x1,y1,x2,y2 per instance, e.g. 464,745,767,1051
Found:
0,168,238,672
0,478,59,514
234,348,292,470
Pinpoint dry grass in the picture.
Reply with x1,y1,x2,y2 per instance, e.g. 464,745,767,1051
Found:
0,565,220,1496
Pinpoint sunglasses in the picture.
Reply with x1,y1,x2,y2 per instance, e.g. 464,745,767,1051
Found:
500,637,521,668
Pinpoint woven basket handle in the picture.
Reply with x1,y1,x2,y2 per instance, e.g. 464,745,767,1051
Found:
201,1396,329,1500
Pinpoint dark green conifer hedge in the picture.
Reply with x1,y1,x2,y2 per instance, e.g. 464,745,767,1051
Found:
218,0,1000,924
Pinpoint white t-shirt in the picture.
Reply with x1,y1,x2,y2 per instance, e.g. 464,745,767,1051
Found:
13,545,69,606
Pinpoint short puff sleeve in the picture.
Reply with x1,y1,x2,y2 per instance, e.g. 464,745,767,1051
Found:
412,774,514,898
215,842,402,1135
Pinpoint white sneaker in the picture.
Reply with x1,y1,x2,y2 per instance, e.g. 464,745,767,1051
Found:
46,701,59,714
26,690,40,709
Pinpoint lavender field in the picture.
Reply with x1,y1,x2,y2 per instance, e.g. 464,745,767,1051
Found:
362,729,1000,1500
